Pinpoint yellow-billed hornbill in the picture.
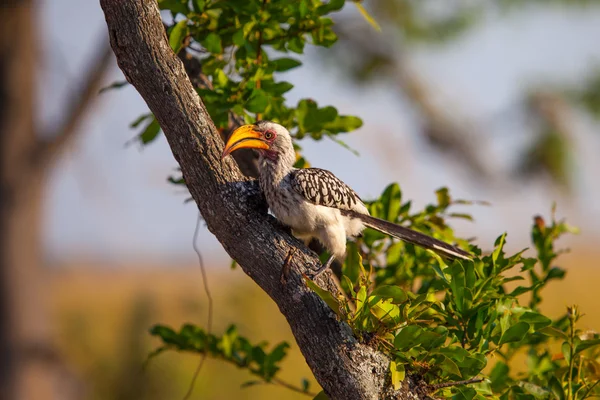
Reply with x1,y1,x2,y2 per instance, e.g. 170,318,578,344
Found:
222,121,471,276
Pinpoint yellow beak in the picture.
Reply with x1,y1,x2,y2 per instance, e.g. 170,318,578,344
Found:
221,125,270,159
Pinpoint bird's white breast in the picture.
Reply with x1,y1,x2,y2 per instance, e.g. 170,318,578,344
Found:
267,186,366,240
259,160,368,259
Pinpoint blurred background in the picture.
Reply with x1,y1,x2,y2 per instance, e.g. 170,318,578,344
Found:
1,0,599,399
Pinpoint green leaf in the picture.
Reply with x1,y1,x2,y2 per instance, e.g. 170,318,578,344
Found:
499,322,530,345
370,285,408,304
202,32,223,54
240,380,263,388
575,338,600,354
394,325,424,351
385,241,405,268
448,212,474,221
139,118,161,144
222,329,234,357
273,58,302,72
415,328,449,351
356,284,367,313
215,69,228,87
149,325,179,344
538,326,568,340
130,113,153,128
370,298,400,325
232,29,245,46
437,354,462,378
562,341,571,364
489,362,510,392
261,81,294,96
390,360,405,390
311,24,338,47
519,312,552,330
158,0,188,15
343,244,362,284
545,266,566,281
452,386,477,400
288,36,305,53
318,0,345,14
316,106,338,124
99,80,129,93
268,342,289,364
519,382,553,399
304,276,343,318
296,99,339,133
263,342,290,379
436,187,450,208
313,391,329,400
323,115,363,134
548,376,565,400
380,183,402,222
431,256,450,284
192,0,205,12
301,378,310,393
246,89,269,113
299,0,310,18
169,19,189,54
492,233,507,266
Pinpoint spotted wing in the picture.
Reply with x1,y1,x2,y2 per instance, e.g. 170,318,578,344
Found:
289,168,363,211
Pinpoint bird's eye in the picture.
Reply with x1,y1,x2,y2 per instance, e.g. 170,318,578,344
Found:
264,131,274,140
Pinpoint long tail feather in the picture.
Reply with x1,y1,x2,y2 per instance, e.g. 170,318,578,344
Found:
341,210,472,261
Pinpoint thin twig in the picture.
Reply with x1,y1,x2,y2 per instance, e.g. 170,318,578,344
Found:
271,377,316,397
255,0,267,120
568,316,575,400
581,379,600,399
430,377,484,390
182,213,214,400
187,43,207,54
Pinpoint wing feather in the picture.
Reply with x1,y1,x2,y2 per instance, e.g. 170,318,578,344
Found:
289,168,363,211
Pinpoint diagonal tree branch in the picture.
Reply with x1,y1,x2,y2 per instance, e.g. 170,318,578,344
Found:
34,39,113,168
99,1,426,399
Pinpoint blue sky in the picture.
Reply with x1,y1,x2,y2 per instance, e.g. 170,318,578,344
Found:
41,1,600,267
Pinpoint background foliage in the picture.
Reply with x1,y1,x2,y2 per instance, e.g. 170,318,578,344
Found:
327,0,600,189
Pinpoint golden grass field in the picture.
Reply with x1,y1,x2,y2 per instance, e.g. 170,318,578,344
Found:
49,241,599,400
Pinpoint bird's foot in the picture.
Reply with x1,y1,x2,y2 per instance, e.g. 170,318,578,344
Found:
280,248,297,284
307,254,335,280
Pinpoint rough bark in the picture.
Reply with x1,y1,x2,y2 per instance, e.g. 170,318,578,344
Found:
99,1,428,399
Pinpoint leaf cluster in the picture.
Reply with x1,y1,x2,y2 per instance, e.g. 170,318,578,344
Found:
306,184,597,399
148,324,313,393
128,0,363,150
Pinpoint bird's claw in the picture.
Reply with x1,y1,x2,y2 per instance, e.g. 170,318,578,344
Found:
306,254,335,280
280,248,297,284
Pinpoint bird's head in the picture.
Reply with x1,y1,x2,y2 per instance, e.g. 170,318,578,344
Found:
221,121,294,164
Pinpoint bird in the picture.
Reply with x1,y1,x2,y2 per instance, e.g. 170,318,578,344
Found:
221,121,471,276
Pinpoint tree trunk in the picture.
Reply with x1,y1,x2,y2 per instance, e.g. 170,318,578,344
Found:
0,2,112,398
99,2,428,398
0,1,58,399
